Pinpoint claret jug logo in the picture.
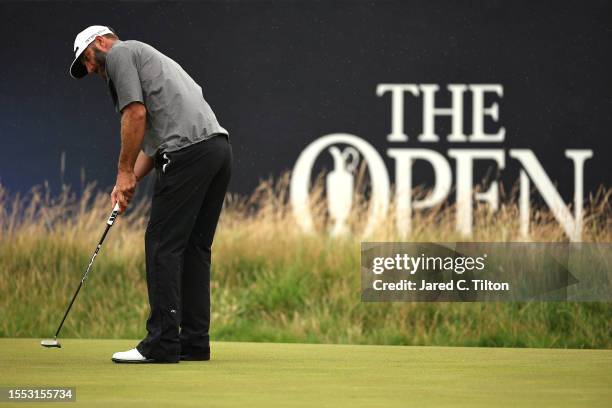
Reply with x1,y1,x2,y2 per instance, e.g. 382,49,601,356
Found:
290,134,390,237
290,84,593,241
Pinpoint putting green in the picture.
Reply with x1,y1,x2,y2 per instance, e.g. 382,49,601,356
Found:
0,339,610,407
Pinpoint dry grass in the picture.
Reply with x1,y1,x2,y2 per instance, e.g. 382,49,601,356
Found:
0,174,610,348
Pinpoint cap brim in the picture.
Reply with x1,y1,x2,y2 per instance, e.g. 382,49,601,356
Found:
69,55,87,79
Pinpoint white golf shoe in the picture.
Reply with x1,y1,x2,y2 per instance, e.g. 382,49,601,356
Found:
111,348,155,364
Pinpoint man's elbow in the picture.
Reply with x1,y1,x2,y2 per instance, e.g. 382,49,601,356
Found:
122,102,147,122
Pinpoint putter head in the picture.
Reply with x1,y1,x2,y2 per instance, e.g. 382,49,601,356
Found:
41,338,61,348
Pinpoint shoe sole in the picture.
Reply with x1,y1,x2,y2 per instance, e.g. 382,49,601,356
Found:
111,358,178,364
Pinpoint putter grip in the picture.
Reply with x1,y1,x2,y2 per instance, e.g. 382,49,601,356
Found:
107,203,121,225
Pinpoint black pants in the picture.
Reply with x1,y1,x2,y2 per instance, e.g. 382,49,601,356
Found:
137,134,232,362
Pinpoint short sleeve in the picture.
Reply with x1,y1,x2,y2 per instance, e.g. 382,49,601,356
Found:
106,45,144,112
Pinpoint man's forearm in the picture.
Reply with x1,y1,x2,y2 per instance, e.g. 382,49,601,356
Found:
118,103,146,173
134,150,154,181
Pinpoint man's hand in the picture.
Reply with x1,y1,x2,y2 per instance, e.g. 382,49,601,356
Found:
111,170,137,213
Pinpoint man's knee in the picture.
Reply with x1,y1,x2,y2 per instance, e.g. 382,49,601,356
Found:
145,224,160,251
186,236,212,259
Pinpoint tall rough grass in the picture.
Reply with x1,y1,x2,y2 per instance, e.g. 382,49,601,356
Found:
0,175,610,348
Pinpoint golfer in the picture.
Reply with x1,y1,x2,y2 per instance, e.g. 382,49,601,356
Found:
69,26,232,363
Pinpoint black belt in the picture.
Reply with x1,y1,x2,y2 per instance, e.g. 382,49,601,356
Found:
154,134,228,172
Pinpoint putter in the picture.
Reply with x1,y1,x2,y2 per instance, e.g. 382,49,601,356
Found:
41,202,121,348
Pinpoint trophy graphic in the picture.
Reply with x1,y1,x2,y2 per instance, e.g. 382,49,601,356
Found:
326,146,359,236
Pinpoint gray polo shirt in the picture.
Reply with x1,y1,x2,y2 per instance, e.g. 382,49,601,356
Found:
105,40,228,157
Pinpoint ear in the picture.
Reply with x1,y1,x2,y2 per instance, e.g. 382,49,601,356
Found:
94,35,108,50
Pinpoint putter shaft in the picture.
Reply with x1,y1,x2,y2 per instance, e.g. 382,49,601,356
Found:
50,203,121,340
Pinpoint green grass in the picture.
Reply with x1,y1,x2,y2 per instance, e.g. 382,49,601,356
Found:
0,339,610,407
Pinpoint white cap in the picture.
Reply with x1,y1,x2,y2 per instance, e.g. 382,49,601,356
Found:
69,25,115,79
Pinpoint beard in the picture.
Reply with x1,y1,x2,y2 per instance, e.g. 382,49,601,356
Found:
92,47,107,75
